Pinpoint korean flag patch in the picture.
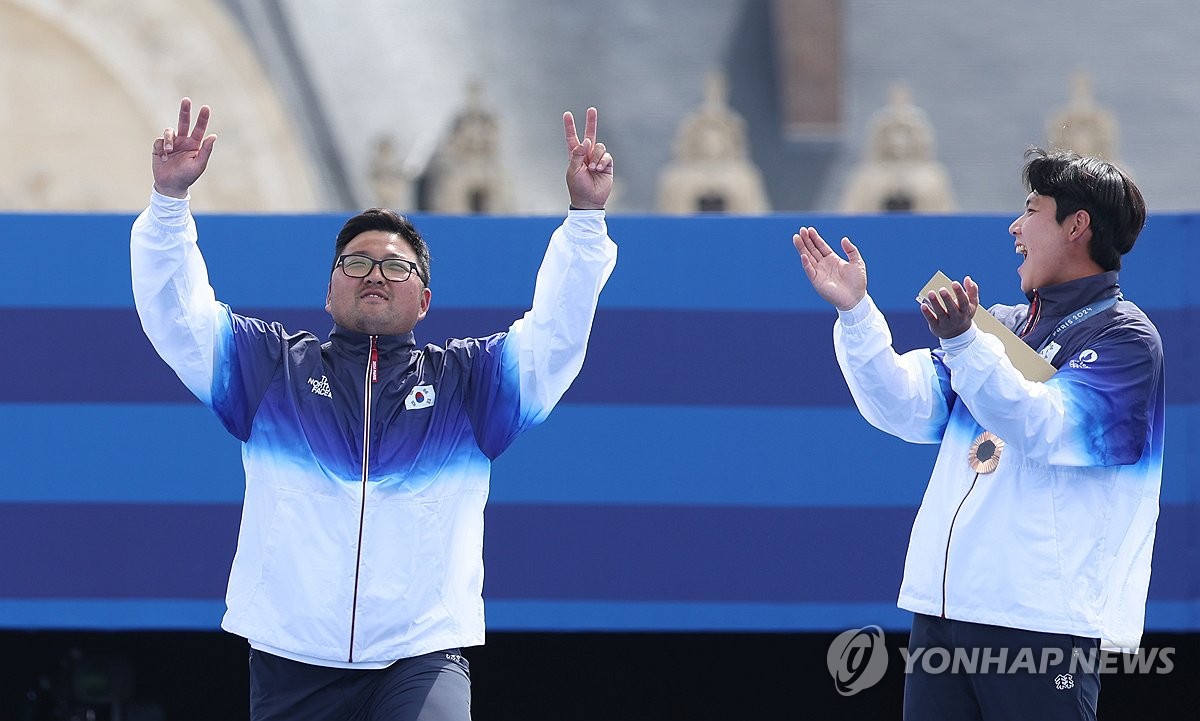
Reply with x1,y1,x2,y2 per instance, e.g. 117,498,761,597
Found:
405,384,436,410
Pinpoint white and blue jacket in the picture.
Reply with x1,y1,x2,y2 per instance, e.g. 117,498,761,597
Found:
834,271,1164,651
131,191,616,666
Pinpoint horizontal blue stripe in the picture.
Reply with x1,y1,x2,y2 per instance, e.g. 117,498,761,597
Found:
5,306,1199,405
2,503,1195,604
490,599,1200,633
0,503,237,599
2,212,1196,310
0,404,244,503
0,403,935,506
495,404,1199,506
486,600,914,632
0,599,226,630
3,599,1195,633
5,403,1195,506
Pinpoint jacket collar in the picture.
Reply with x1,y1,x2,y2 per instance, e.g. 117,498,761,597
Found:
1025,270,1121,317
327,323,416,360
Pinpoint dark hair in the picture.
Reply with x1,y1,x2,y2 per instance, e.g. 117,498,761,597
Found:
1022,148,1146,271
332,208,431,286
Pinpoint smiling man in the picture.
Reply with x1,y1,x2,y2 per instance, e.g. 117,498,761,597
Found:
131,98,617,721
793,148,1163,721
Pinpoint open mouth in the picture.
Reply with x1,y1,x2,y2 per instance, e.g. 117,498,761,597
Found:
360,291,389,301
1015,243,1028,259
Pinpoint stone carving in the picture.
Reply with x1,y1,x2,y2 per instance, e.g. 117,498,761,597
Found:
657,72,770,214
841,83,955,213
369,136,415,212
1048,71,1117,160
422,80,510,214
0,0,319,211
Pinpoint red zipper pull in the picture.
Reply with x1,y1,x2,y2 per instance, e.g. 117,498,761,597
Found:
1019,292,1040,338
370,336,379,384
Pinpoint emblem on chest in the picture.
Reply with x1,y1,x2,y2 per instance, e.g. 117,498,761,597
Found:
405,384,436,410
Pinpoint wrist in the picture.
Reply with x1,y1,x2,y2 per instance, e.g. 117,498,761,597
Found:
153,182,189,200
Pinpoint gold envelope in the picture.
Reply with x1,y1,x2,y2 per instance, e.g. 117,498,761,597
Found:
918,271,1056,382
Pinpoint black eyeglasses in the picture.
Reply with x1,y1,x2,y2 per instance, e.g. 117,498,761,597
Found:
335,254,423,283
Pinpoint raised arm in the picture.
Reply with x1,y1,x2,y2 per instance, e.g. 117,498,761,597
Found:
131,99,223,405
516,107,617,413
792,226,952,443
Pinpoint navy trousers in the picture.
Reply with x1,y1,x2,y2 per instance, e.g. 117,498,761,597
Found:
249,647,471,721
904,614,1101,721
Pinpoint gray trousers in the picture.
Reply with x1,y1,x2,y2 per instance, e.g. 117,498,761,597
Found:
249,647,471,721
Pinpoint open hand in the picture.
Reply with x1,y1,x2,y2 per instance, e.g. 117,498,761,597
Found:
793,227,867,311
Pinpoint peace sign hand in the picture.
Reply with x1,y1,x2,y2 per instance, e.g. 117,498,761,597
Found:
563,107,614,210
151,98,217,199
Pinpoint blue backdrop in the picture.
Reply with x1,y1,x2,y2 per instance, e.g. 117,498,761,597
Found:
1,211,1196,632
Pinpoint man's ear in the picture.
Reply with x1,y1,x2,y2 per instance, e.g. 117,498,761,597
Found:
1067,208,1092,242
416,287,432,322
325,282,333,315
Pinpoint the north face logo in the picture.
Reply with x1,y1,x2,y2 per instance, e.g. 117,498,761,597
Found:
307,375,332,398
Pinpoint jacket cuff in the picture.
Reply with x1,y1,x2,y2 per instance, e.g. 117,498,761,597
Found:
149,187,192,227
836,294,875,326
939,324,979,357
564,208,606,242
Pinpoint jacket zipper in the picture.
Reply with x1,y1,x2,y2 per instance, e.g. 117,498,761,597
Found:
941,292,1039,616
941,473,980,618
1018,291,1041,338
348,336,379,662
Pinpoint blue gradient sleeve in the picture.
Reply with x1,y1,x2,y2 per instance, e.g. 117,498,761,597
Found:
208,306,289,442
1046,324,1163,465
448,333,527,460
944,316,1163,467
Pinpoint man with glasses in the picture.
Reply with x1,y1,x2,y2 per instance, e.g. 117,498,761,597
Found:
131,98,616,720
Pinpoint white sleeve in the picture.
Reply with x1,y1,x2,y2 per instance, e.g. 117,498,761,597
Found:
130,189,223,406
833,295,951,444
508,209,617,422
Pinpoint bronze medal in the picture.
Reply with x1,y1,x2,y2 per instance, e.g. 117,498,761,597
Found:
968,431,1005,474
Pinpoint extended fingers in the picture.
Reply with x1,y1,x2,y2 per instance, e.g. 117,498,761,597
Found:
919,299,938,324
191,104,211,141
930,282,971,316
949,280,974,312
964,275,980,306
793,227,831,259
936,286,962,314
584,107,598,145
563,111,580,152
176,98,191,138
